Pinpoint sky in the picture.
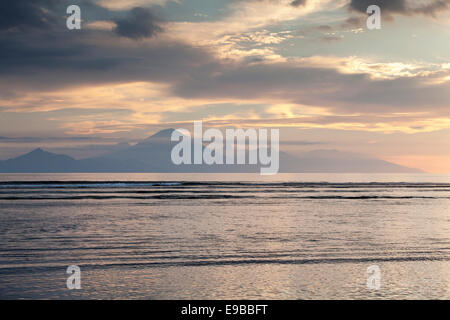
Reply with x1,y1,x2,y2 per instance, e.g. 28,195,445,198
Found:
0,0,449,172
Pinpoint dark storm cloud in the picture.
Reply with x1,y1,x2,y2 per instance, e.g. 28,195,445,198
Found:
0,1,212,92
0,0,164,39
0,0,60,31
0,0,112,32
417,0,450,15
349,0,450,17
349,0,406,14
0,10,222,103
174,63,366,101
0,30,217,92
113,7,163,40
172,60,450,114
329,76,450,111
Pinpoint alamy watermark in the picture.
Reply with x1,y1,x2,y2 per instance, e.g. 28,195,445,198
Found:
170,121,279,175
367,5,381,30
366,265,381,290
66,265,81,289
66,5,81,30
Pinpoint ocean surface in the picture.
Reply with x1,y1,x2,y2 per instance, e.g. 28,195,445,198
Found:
0,173,449,299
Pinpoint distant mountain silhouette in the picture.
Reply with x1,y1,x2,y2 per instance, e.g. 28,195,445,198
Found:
0,148,81,173
0,129,423,173
281,149,423,173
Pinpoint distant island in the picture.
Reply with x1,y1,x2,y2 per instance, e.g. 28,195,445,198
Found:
0,129,423,173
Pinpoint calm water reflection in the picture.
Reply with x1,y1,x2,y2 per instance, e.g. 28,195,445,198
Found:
0,174,449,299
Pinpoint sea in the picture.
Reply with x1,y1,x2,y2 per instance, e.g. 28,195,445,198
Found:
0,173,449,299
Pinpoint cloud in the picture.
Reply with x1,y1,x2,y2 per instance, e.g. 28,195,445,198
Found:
113,7,163,39
340,16,365,28
349,0,450,17
1,16,449,127
95,0,172,10
1,5,449,122
0,26,217,93
240,0,308,7
0,136,98,143
290,0,308,7
0,0,449,137
0,0,59,31
280,139,326,145
0,0,166,40
172,56,450,116
167,0,338,46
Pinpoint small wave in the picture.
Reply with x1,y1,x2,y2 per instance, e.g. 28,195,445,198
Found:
0,181,183,189
2,181,450,189
278,195,439,200
0,194,445,201
1,255,448,274
0,194,254,200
